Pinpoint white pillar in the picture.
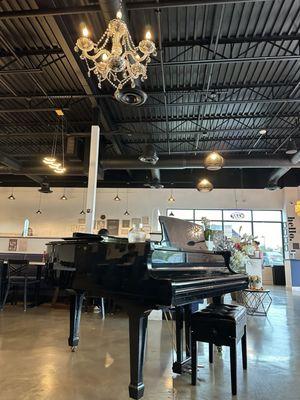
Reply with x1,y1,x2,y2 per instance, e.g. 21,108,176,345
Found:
85,125,100,233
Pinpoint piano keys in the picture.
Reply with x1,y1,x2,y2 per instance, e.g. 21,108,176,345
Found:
46,216,248,399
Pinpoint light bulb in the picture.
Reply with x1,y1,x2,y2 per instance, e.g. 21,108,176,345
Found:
54,167,66,174
82,26,89,37
259,129,267,135
145,31,151,40
116,10,122,19
43,156,56,165
102,53,108,61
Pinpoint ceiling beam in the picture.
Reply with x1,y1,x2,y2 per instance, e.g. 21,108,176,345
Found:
0,107,69,113
126,0,269,10
0,5,100,20
0,47,63,58
140,98,300,108
0,68,43,75
162,34,300,47
0,81,297,101
117,113,299,123
0,151,44,184
149,55,300,67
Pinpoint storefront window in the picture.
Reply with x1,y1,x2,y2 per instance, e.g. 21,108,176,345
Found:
167,208,284,263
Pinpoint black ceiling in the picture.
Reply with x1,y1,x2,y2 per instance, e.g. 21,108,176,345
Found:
0,0,299,189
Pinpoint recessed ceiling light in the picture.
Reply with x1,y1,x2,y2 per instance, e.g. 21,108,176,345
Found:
259,129,267,135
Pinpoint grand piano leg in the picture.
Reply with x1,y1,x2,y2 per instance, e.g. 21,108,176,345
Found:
173,306,186,374
184,304,192,358
68,291,84,351
128,307,150,400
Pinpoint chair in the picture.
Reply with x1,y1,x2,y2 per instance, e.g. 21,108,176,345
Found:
2,260,41,312
191,303,247,395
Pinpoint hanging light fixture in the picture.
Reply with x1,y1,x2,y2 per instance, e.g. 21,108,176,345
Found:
169,211,174,217
42,117,67,174
168,187,175,202
36,193,42,214
139,144,159,165
60,188,67,200
204,151,224,171
74,0,156,97
114,189,121,201
79,186,86,215
286,138,297,155
124,188,130,216
196,178,213,192
8,188,15,200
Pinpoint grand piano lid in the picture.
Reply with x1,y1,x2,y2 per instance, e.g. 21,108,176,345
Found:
159,216,207,251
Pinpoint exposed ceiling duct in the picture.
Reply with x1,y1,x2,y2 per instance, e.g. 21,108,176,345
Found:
102,157,300,170
266,150,300,188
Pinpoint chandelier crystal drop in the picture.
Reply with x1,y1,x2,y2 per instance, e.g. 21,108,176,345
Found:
75,4,156,96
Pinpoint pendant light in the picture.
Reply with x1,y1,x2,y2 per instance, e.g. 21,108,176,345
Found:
36,193,42,214
169,211,174,217
79,186,86,215
286,138,297,155
168,187,175,202
60,188,67,200
196,178,213,192
124,188,130,216
204,151,224,171
8,187,15,200
114,188,121,201
42,116,66,174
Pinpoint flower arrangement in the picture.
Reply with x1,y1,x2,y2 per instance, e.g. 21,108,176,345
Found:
213,231,256,273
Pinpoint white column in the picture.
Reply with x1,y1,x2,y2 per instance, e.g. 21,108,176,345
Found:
85,125,100,233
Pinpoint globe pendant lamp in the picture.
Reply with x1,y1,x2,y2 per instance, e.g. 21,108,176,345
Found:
196,179,213,192
204,152,224,171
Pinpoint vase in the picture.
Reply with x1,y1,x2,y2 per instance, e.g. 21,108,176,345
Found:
205,240,214,251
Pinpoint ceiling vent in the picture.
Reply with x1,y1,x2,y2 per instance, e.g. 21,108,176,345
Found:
115,87,148,106
39,181,53,194
139,144,159,165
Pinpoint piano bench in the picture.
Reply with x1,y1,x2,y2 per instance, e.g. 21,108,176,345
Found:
191,304,247,396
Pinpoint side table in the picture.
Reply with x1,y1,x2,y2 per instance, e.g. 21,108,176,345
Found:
241,288,272,316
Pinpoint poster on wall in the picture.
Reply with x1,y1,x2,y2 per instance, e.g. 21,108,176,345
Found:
8,239,18,252
132,218,141,227
96,220,106,231
18,238,28,252
122,220,130,228
142,216,149,225
107,219,120,236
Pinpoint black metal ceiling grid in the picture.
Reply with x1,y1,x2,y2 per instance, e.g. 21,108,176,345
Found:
0,0,299,188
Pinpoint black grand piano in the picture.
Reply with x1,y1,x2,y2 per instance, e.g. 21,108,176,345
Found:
46,216,248,399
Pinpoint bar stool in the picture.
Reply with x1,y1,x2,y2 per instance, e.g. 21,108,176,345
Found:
191,303,247,395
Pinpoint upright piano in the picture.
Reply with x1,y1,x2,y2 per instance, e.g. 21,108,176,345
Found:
46,216,248,399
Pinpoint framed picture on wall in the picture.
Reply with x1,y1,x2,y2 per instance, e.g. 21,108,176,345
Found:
122,220,130,228
107,219,120,236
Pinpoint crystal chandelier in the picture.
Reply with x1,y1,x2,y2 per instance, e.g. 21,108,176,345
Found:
75,1,156,96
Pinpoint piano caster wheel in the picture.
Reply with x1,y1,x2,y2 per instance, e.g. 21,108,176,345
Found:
71,346,77,352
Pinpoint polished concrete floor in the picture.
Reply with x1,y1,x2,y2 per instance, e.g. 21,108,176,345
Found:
0,286,299,400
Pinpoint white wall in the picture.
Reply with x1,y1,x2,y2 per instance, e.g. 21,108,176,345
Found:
0,186,285,237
